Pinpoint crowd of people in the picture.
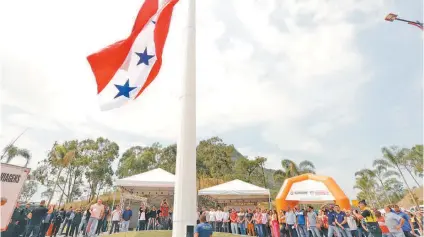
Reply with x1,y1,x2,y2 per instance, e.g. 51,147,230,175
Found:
4,198,423,237
3,198,173,237
195,201,424,237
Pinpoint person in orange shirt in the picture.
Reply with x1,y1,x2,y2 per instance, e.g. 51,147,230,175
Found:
375,211,390,237
230,209,239,234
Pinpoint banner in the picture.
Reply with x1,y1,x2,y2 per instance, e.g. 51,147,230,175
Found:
0,163,30,230
285,180,336,201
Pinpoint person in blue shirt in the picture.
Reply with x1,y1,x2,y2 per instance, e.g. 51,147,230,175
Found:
334,205,353,237
122,206,133,232
195,214,213,237
393,205,413,237
295,207,307,237
327,205,338,237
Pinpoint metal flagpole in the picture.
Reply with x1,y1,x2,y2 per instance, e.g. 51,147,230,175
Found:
172,0,197,235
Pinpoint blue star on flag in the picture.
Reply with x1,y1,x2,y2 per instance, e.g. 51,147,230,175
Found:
135,48,155,66
114,79,137,99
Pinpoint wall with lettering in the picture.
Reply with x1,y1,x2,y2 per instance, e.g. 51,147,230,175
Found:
0,164,30,230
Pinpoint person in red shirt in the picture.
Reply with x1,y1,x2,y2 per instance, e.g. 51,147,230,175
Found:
160,199,170,229
160,199,170,217
375,211,390,237
230,209,239,234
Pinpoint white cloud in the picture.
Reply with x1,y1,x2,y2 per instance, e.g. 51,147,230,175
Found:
1,0,392,197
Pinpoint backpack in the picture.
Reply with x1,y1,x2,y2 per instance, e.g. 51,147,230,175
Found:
54,212,64,223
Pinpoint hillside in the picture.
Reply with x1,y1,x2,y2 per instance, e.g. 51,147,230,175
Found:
397,186,423,209
231,148,281,196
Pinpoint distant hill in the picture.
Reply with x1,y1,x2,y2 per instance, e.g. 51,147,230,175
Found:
231,148,281,195
397,186,423,209
230,149,245,161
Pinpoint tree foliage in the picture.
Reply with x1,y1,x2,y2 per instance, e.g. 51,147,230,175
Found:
1,144,31,167
20,180,38,202
33,137,118,205
25,136,318,205
81,138,119,201
354,145,423,208
273,159,315,183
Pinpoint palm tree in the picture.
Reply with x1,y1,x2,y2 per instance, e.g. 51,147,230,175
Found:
47,143,76,205
408,145,423,178
354,174,375,206
383,178,404,202
374,146,420,208
1,144,31,167
353,169,382,207
273,159,315,183
355,164,399,204
399,147,422,186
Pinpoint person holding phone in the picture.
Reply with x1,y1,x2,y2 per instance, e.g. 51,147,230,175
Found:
160,199,170,229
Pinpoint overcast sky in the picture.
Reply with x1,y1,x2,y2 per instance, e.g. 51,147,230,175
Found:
0,0,422,201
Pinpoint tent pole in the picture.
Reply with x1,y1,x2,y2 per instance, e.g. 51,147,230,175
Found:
269,193,271,210
112,188,116,208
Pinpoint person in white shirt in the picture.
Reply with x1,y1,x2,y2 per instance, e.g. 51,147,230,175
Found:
286,207,297,237
384,206,405,237
209,208,216,231
109,205,121,234
222,207,230,233
205,209,210,223
138,204,147,231
215,207,224,232
346,210,358,237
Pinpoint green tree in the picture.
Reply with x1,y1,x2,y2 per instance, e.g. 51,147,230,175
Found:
273,159,315,183
116,143,159,178
383,178,404,203
355,163,399,205
196,137,235,180
20,180,38,202
407,145,423,178
375,146,420,208
82,137,119,201
234,156,264,183
33,141,77,205
157,144,177,173
354,171,380,207
1,144,31,167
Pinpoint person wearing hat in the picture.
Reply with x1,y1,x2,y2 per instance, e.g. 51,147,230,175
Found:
353,200,382,237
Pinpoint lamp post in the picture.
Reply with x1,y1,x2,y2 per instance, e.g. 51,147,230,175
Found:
385,13,423,30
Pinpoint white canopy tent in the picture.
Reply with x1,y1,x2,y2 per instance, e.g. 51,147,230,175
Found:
115,168,176,229
115,168,175,197
198,179,271,207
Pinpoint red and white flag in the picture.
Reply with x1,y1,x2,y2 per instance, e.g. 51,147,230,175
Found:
87,0,179,110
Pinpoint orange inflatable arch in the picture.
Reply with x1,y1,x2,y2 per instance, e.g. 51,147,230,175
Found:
275,174,350,212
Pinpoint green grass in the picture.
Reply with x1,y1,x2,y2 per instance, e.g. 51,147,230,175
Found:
110,230,237,237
